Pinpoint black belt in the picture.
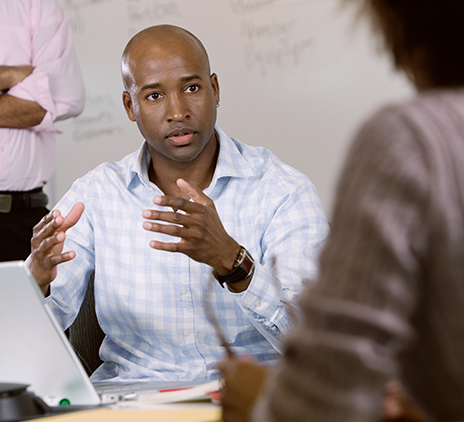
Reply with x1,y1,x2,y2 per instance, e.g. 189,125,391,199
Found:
0,188,49,213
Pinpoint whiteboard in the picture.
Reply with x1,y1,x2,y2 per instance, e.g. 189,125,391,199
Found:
51,0,412,216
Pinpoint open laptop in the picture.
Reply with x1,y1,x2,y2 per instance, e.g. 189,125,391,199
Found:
0,261,212,406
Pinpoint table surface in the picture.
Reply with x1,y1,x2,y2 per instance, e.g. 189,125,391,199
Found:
39,403,221,422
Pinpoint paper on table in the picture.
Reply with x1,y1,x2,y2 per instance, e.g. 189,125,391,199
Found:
111,379,221,410
136,379,220,404
38,407,221,422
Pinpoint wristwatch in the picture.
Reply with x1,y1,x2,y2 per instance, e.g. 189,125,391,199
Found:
213,246,255,288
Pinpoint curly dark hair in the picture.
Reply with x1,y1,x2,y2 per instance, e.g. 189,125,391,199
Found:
355,0,464,87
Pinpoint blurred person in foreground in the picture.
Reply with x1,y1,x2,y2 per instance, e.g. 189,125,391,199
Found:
220,1,464,421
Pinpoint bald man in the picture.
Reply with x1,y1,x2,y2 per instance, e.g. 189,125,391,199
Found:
28,25,328,383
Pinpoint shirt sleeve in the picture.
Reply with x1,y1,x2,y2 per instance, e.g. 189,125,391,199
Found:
44,177,95,330
229,175,329,353
7,0,84,132
253,106,430,421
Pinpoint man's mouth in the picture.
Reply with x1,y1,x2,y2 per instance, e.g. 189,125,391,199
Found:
167,130,194,146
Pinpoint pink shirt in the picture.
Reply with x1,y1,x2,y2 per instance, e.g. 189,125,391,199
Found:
0,0,84,191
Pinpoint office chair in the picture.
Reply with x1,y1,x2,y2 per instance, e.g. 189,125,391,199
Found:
67,273,105,376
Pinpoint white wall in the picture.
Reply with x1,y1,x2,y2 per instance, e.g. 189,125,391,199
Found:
53,0,413,216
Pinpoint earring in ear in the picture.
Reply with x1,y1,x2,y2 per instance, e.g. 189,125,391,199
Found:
216,102,220,108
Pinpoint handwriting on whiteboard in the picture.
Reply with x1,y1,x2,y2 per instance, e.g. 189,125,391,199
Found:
125,0,181,35
229,0,322,14
61,0,113,34
243,37,314,77
72,93,124,143
239,17,315,77
60,0,319,81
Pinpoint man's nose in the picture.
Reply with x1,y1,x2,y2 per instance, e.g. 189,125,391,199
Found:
166,95,189,122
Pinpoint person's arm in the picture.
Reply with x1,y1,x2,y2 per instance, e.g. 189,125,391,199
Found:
36,176,96,331
0,65,34,91
219,361,429,422
0,65,47,127
6,0,84,131
227,174,328,351
142,176,329,351
0,93,46,128
252,107,431,422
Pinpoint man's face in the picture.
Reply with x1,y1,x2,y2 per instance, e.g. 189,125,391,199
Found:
123,41,219,165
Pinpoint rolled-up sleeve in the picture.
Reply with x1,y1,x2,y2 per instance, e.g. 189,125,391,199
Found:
7,0,84,132
230,176,329,353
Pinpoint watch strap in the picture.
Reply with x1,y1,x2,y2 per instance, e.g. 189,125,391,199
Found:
213,246,255,288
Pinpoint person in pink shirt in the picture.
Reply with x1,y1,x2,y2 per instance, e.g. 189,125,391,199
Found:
0,0,84,262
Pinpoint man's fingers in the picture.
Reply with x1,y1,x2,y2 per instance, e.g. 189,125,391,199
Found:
177,178,210,206
31,203,83,260
39,249,73,269
28,204,83,291
61,202,85,231
217,357,237,375
142,209,186,225
150,196,205,215
149,181,213,212
148,240,182,252
38,231,66,255
32,213,64,249
49,250,76,266
33,209,62,235
218,356,258,379
143,220,183,236
142,216,205,244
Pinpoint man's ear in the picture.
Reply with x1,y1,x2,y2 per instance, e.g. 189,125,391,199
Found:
122,91,136,122
210,73,220,105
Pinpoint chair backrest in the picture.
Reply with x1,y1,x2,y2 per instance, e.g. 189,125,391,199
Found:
67,273,105,376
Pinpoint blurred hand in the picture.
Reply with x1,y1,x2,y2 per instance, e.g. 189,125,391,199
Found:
382,381,431,422
218,355,269,422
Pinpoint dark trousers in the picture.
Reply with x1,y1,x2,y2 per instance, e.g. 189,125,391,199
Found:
0,206,49,262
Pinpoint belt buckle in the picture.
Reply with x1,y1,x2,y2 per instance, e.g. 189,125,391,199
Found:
0,194,12,213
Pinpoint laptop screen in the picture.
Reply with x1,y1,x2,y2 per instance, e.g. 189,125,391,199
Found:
0,261,100,405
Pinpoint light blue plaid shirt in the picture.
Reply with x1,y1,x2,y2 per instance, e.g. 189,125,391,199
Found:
45,126,329,382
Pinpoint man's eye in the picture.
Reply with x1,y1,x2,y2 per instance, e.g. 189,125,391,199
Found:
186,85,199,93
148,92,161,101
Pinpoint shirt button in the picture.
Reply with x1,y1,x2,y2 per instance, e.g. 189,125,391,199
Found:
183,330,190,337
255,301,262,308
0,147,4,153
181,289,187,296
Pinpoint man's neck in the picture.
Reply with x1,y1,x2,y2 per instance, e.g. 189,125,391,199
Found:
148,139,219,198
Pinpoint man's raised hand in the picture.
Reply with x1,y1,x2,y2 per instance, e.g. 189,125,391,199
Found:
28,202,84,295
142,179,240,275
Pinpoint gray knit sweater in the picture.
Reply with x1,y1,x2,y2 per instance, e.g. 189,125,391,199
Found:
254,89,464,422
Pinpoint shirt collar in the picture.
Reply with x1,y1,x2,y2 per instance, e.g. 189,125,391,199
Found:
212,125,254,180
126,141,153,191
126,125,255,191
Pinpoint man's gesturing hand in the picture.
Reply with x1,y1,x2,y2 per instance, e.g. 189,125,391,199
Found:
29,202,85,295
142,178,240,274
